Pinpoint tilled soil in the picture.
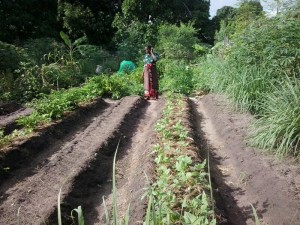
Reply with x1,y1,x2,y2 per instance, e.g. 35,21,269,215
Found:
0,107,34,135
0,96,165,225
1,93,300,225
191,94,300,225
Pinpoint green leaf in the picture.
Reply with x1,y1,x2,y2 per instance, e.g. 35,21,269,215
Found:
74,206,85,225
60,31,72,49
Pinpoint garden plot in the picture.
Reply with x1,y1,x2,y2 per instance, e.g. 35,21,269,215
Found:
0,96,164,225
0,93,300,225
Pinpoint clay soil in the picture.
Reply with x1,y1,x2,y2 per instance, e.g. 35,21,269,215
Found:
0,93,299,225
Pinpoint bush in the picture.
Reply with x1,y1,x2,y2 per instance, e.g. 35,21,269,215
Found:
23,38,60,66
156,23,199,62
160,60,194,95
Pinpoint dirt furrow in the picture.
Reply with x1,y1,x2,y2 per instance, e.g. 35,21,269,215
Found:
0,96,154,225
53,98,165,225
0,107,34,135
190,94,300,225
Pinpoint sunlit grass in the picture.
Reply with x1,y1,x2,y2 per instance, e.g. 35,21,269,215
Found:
250,76,300,157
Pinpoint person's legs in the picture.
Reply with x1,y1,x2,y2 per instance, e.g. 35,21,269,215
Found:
151,67,159,99
143,67,150,99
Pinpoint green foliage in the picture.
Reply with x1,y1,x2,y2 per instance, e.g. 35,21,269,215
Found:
215,0,264,42
113,17,158,61
78,47,119,75
250,77,300,157
14,62,43,102
15,71,142,130
160,60,194,95
60,31,87,63
190,57,218,94
0,0,59,43
156,23,198,61
155,23,210,96
57,0,117,46
0,41,27,73
59,3,94,41
23,38,59,66
145,95,216,224
228,14,300,78
41,62,81,90
113,0,212,61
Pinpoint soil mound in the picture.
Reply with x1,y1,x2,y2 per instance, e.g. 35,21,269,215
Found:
0,96,165,225
191,94,300,225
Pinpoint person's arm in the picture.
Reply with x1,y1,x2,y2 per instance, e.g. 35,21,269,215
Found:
151,48,157,61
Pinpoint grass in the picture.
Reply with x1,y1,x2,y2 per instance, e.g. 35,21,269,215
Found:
249,76,300,157
193,53,300,157
250,204,261,225
101,140,131,225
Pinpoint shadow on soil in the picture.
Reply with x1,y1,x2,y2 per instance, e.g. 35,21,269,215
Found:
0,99,111,204
47,100,150,225
189,99,266,225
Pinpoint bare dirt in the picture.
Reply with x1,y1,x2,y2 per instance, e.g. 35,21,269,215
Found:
0,93,299,225
0,96,165,225
190,94,300,225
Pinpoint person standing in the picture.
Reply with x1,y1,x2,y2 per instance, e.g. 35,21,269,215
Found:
142,45,159,100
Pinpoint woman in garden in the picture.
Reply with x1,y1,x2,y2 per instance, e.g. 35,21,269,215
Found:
142,45,159,100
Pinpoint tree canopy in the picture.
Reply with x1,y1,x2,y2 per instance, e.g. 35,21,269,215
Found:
0,0,58,43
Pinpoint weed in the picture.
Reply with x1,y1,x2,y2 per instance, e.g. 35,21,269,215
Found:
250,204,261,225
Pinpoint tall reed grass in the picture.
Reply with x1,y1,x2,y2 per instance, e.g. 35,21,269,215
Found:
202,60,274,114
250,76,300,157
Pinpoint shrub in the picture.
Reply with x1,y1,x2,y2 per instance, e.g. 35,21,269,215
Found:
156,23,198,62
159,60,194,95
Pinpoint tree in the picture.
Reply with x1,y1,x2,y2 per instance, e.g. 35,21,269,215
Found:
0,0,59,43
262,0,298,14
58,0,119,46
113,0,212,46
212,6,236,36
214,0,264,43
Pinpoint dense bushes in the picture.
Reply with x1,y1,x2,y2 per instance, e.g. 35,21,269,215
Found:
156,23,208,95
0,36,120,102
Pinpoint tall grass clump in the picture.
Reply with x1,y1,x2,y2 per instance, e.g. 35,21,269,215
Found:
204,6,300,111
250,77,300,157
213,62,274,113
194,6,300,156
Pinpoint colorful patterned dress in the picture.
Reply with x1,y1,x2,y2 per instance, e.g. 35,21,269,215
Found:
143,52,159,99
